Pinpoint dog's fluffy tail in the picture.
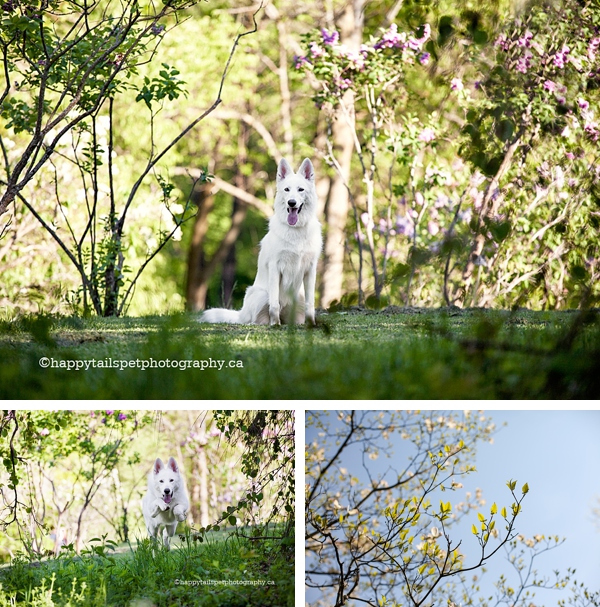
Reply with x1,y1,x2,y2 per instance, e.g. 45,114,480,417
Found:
199,308,243,324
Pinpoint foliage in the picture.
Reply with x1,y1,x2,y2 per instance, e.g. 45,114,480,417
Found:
0,1,256,316
305,410,598,607
0,530,294,606
0,308,599,399
0,410,152,558
209,411,294,537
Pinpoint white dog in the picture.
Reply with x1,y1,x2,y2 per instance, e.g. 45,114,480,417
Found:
142,457,189,549
201,158,322,325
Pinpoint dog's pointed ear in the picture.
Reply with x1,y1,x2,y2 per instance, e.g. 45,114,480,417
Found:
153,458,164,474
277,158,293,182
298,158,315,182
167,457,179,473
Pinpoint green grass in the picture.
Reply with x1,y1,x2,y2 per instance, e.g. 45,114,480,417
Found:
1,307,598,398
0,531,294,607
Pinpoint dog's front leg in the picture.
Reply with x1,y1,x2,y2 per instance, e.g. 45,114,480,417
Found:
268,262,281,325
151,499,170,518
172,504,188,522
304,262,318,325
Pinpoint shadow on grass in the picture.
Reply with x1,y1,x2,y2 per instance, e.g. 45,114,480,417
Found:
0,308,598,399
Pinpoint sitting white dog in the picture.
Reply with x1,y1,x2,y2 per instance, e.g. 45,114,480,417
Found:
142,457,189,549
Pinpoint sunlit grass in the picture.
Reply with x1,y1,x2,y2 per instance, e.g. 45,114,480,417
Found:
0,308,598,399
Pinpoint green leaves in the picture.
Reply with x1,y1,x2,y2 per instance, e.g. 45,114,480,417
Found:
135,63,188,110
490,502,497,515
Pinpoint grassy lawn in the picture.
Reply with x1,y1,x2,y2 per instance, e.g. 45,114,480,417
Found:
0,531,294,607
1,307,598,399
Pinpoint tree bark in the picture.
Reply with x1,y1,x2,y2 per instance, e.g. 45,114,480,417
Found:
320,0,365,307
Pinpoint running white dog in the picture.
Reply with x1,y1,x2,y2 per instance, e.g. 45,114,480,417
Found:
201,158,322,325
142,457,189,549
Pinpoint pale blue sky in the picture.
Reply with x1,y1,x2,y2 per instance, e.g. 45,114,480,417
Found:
306,409,600,606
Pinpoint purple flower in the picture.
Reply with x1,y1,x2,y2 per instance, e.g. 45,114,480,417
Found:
495,34,510,51
375,24,405,50
552,45,570,69
321,28,339,46
588,37,600,62
106,410,114,415
118,413,127,421
450,77,463,91
151,23,165,36
294,55,310,69
578,97,589,111
516,51,532,74
566,152,575,160
517,30,533,48
344,50,366,71
309,41,326,59
40,428,50,436
427,220,440,236
395,215,414,238
419,52,430,65
418,127,436,143
543,80,556,92
335,76,352,90
584,121,599,142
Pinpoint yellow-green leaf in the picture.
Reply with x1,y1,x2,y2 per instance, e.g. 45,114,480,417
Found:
477,512,485,522
501,506,507,518
522,483,529,494
418,563,427,575
491,502,497,515
471,524,478,535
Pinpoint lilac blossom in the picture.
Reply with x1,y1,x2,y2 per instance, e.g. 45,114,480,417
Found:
374,24,406,50
294,55,310,69
396,215,414,238
408,23,431,49
495,33,510,51
418,127,436,143
578,97,589,111
345,50,366,70
517,30,533,47
335,76,352,90
151,23,165,36
427,220,440,236
516,51,533,73
321,28,340,46
588,37,600,62
118,413,127,421
552,45,570,69
309,41,326,59
543,80,557,92
419,52,430,65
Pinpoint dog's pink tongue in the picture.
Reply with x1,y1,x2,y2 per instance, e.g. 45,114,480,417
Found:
287,208,299,226
163,495,172,504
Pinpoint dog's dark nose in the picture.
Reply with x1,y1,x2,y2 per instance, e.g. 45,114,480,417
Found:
288,200,297,207
164,488,170,494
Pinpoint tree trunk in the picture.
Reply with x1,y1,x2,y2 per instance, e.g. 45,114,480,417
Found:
320,0,365,308
186,183,215,311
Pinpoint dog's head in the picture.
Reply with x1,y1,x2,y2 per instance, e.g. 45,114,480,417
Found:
275,158,316,228
152,457,181,504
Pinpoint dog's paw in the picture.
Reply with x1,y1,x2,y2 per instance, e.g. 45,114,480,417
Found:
175,509,187,522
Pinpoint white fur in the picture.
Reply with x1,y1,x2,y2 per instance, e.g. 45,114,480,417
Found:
201,158,322,325
141,457,189,549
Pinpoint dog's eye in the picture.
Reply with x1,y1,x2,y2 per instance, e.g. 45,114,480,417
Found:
284,187,290,192
298,188,304,192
